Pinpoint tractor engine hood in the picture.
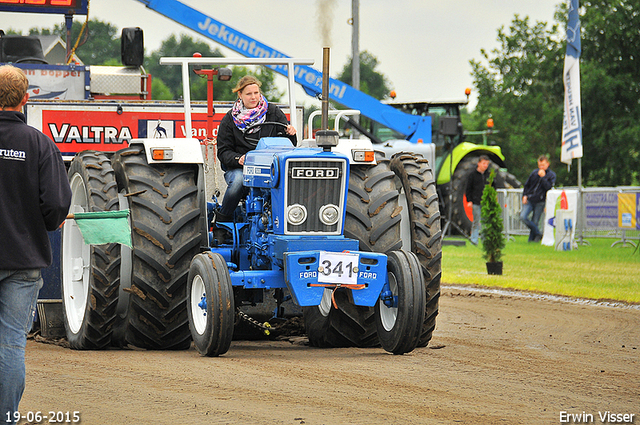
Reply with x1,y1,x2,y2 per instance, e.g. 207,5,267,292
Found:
243,137,350,236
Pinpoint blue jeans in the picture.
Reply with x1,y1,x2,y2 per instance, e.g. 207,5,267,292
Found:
0,269,43,425
220,168,247,218
520,201,545,242
470,204,482,244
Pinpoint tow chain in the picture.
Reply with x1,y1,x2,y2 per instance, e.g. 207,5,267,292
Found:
236,308,277,336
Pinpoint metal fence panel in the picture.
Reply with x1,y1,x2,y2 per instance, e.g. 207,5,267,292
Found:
498,189,530,237
498,186,640,245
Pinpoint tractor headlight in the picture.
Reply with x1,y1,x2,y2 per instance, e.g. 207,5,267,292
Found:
319,204,340,226
286,204,307,226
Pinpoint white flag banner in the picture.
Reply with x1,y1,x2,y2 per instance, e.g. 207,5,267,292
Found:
561,0,583,165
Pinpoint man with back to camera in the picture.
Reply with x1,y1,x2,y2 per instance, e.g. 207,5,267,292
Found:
520,155,556,242
0,65,71,424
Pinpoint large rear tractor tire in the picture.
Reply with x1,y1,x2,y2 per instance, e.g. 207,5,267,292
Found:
187,252,235,357
376,250,426,355
112,146,204,350
345,154,402,253
450,156,522,235
62,151,121,349
389,152,442,347
303,154,402,348
303,288,378,348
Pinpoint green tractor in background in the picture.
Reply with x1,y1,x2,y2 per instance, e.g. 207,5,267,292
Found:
369,98,521,237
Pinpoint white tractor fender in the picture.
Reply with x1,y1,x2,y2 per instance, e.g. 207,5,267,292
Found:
304,109,377,166
129,137,204,165
333,138,378,166
375,139,437,167
300,137,377,166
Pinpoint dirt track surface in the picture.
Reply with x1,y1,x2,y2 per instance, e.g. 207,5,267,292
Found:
19,286,640,425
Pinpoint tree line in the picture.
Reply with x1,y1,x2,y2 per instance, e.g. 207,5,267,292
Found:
467,0,640,187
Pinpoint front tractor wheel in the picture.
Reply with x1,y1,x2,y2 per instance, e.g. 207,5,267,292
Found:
62,151,121,350
187,252,235,357
375,250,426,355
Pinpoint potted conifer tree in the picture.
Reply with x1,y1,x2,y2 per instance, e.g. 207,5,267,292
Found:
481,170,506,275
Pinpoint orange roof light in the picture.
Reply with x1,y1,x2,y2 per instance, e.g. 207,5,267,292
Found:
487,118,494,129
465,87,472,96
389,90,397,99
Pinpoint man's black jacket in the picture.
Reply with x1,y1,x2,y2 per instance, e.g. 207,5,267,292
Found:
465,169,489,205
522,168,556,204
0,111,71,269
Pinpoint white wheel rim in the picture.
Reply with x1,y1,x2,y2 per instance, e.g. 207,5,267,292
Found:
379,273,398,331
190,275,208,335
318,288,332,317
62,173,91,334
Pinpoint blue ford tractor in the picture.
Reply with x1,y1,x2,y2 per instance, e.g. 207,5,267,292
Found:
61,56,428,356
192,133,425,355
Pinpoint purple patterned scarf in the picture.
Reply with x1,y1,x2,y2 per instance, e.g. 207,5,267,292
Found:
232,95,268,133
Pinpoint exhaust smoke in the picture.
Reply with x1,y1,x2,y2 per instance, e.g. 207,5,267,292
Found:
316,0,337,47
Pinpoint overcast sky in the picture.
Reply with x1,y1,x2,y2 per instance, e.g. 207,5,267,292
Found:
2,0,564,109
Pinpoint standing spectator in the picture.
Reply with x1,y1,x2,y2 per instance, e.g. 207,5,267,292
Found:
0,65,71,424
466,155,491,245
520,155,556,242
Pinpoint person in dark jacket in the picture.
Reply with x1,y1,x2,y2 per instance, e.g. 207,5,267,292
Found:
216,75,296,221
0,65,71,424
520,155,556,242
465,155,490,245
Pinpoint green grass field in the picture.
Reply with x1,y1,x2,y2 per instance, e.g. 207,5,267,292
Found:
442,236,640,303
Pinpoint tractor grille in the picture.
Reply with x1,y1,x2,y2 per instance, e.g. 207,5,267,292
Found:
284,158,346,235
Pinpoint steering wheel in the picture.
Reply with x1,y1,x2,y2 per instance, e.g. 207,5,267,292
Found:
15,57,49,64
244,121,290,136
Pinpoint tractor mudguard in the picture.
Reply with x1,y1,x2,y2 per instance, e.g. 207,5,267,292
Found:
130,137,204,164
437,142,504,185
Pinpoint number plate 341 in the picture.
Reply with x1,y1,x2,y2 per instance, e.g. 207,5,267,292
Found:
317,252,359,285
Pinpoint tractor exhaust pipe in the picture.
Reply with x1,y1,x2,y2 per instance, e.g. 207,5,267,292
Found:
316,47,339,151
321,47,330,131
